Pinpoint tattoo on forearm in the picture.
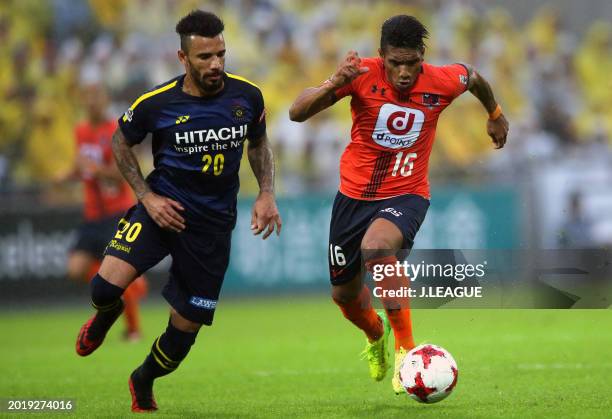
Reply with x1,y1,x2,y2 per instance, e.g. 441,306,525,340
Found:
111,130,151,200
248,136,275,193
467,66,497,114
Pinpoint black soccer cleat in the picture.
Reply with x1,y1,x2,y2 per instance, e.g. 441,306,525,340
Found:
76,300,124,356
129,368,158,413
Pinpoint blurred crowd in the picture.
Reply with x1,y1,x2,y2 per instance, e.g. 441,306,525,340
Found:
0,0,611,198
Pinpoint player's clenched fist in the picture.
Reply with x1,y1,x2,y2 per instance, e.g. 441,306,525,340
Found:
328,50,370,88
487,113,509,149
141,191,186,232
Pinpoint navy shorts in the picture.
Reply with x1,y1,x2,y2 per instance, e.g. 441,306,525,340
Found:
72,215,123,258
328,192,429,285
104,204,231,325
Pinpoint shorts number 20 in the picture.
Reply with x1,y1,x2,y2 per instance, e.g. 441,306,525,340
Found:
114,219,142,243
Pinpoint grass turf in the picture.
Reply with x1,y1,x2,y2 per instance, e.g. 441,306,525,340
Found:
0,296,611,418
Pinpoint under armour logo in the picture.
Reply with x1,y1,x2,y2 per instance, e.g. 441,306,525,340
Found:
372,85,387,96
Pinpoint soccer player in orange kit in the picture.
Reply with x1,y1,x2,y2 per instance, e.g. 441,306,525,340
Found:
289,15,508,393
68,83,148,341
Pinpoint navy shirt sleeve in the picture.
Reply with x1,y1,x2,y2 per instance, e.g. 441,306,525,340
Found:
248,87,266,141
118,98,152,145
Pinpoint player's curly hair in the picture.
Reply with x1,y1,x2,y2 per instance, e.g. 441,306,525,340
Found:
380,15,429,53
176,10,224,51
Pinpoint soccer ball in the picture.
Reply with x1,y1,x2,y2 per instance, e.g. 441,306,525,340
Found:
398,344,458,403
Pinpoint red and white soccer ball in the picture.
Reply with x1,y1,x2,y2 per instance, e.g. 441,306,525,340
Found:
399,344,458,403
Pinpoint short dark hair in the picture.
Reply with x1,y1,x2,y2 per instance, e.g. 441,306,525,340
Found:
176,10,224,51
380,15,428,52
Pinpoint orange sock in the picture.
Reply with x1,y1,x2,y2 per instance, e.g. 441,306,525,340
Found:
365,255,415,351
333,285,383,342
386,308,414,351
122,276,148,334
86,261,102,282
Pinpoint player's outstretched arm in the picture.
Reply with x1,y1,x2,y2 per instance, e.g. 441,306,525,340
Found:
289,50,369,122
463,64,509,149
111,128,185,232
77,156,124,183
93,155,125,182
247,133,282,239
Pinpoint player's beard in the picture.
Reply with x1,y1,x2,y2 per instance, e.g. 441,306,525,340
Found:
191,66,223,93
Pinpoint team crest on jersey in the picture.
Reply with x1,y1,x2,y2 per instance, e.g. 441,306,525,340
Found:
422,93,440,106
372,104,425,149
231,104,248,123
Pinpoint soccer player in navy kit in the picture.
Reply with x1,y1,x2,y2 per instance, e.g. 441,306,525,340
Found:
74,10,282,412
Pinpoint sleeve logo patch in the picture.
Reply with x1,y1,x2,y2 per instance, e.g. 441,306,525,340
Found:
122,109,134,122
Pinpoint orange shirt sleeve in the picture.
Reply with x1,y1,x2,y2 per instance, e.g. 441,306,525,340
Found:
103,121,118,164
438,63,470,100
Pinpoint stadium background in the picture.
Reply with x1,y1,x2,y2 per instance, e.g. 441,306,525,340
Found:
0,1,611,417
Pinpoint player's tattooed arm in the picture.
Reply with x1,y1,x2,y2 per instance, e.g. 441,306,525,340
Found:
111,128,151,200
463,63,509,149
289,50,369,122
112,128,185,232
248,134,275,194
248,134,282,239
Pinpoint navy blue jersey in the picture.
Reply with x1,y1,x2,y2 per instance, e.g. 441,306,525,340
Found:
118,73,266,231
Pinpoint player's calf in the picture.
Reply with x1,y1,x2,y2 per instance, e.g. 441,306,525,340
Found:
333,284,384,342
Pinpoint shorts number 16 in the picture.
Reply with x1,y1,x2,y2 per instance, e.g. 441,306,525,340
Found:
329,245,346,266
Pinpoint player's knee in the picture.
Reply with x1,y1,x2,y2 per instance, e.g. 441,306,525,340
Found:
67,255,90,282
98,255,138,288
361,236,394,252
170,309,203,334
331,284,361,304
91,274,125,307
66,264,86,282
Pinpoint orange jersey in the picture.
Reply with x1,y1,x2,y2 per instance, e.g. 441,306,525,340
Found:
335,58,468,200
75,119,135,221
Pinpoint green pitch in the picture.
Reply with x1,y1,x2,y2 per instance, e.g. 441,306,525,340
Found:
1,296,611,418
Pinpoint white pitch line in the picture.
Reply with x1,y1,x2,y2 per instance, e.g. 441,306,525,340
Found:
517,363,612,370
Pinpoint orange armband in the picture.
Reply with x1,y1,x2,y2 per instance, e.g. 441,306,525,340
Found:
489,104,502,120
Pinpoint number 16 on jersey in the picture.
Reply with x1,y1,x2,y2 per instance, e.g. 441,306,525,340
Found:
392,151,417,177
